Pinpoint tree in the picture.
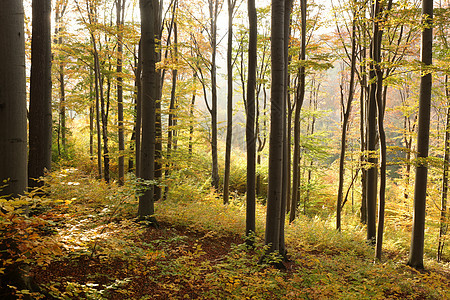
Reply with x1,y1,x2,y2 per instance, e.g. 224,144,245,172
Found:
0,0,27,199
263,0,288,262
408,0,433,269
117,0,126,185
54,0,68,157
335,1,358,231
290,0,306,223
138,0,159,221
0,2,33,295
438,74,449,261
223,0,237,205
246,0,257,243
28,0,52,189
366,0,382,244
209,0,221,190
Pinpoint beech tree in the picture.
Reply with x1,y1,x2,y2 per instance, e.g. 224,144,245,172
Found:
290,0,306,223
223,0,237,205
117,0,126,185
408,0,433,270
335,0,358,231
0,1,27,199
246,0,257,242
138,0,159,220
264,0,289,261
28,0,52,189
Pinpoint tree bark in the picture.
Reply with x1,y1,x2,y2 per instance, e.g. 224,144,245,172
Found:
438,75,449,262
366,0,382,244
224,0,236,205
28,0,52,190
138,0,158,220
336,12,357,231
290,0,306,223
135,41,142,178
264,0,286,260
0,1,27,199
246,0,257,243
117,0,126,185
209,0,220,190
407,0,433,270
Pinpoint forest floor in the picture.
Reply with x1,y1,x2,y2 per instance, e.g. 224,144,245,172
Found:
2,168,450,299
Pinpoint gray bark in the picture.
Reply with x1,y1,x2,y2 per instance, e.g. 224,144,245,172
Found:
407,0,433,270
0,1,27,199
138,0,158,219
246,0,257,242
28,0,52,189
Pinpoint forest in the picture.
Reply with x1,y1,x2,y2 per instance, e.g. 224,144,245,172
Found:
0,0,449,299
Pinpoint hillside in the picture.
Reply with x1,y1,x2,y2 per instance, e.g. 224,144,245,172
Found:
1,168,448,299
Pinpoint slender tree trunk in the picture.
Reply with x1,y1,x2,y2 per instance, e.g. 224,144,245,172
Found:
117,0,126,185
336,14,357,231
90,98,94,159
138,0,158,220
189,71,197,156
28,0,52,190
166,6,179,198
56,6,66,157
0,1,27,199
224,0,236,205
135,42,142,177
154,1,163,202
209,0,220,190
88,6,103,180
263,0,286,261
290,0,306,223
375,66,387,260
366,0,382,243
279,0,293,257
359,22,368,225
246,0,257,243
438,75,450,262
100,71,110,183
407,0,433,270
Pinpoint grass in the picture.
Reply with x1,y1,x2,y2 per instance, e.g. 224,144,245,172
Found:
1,167,449,299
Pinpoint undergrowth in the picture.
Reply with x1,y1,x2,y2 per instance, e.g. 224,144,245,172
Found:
0,168,448,299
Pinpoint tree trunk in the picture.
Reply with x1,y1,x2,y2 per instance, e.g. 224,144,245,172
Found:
438,75,449,262
359,22,368,225
246,0,257,243
336,13,357,231
209,0,220,190
154,1,163,202
290,0,306,223
264,0,286,261
100,69,110,183
117,0,126,185
224,0,236,205
135,42,142,178
28,0,52,190
138,0,158,220
189,70,197,156
166,6,178,198
407,0,433,270
366,0,382,244
0,1,27,199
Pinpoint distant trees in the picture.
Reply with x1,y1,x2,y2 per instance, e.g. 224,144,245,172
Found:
0,1,27,199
